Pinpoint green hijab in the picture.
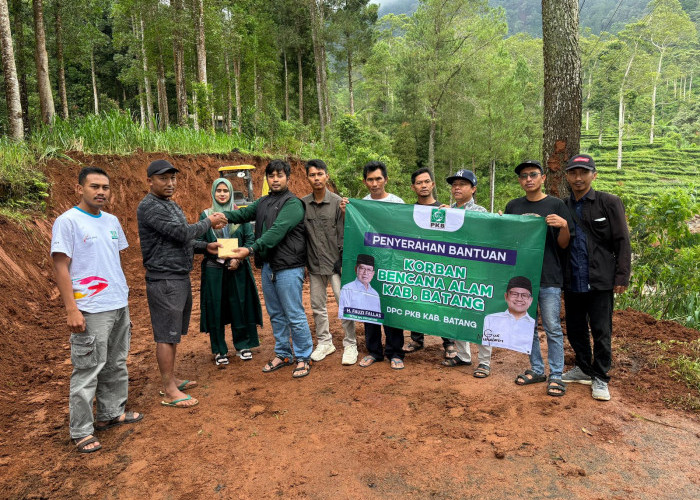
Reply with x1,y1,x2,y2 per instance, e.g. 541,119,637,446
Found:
207,178,239,238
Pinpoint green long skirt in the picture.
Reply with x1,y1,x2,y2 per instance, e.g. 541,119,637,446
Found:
200,261,263,356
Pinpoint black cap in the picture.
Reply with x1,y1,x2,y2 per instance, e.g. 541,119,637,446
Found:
147,159,179,177
356,254,375,267
446,169,477,186
514,160,543,175
506,276,532,294
566,154,596,171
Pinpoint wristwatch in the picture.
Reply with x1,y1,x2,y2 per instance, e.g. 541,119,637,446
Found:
247,246,255,256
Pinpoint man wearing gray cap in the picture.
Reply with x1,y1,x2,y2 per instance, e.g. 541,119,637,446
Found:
561,153,631,401
441,170,492,376
137,159,227,408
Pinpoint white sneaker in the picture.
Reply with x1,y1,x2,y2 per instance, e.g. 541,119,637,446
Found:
591,378,611,401
310,343,336,362
342,345,358,365
562,366,593,385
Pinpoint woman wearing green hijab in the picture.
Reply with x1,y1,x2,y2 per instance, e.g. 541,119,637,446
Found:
198,178,262,366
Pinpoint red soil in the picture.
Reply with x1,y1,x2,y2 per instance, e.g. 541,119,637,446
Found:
0,152,698,499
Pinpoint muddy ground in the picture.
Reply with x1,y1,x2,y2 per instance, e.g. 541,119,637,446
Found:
0,153,698,499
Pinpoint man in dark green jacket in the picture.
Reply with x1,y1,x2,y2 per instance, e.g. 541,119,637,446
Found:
225,160,314,378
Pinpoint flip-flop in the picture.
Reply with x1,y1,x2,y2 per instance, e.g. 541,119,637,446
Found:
359,355,378,367
237,349,253,361
95,411,144,431
177,380,198,391
161,394,199,408
515,369,546,386
441,357,472,367
390,357,405,370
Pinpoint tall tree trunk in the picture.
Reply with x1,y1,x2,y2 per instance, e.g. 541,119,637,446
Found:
54,0,68,119
649,48,664,144
32,0,54,125
283,49,289,121
321,42,331,125
308,0,328,133
428,107,436,176
138,15,154,131
196,0,206,85
0,0,23,139
297,49,304,123
138,81,146,127
233,57,241,134
598,104,605,146
90,46,99,114
191,89,198,130
224,52,233,134
156,39,169,130
11,0,29,134
689,71,693,96
584,63,594,131
541,0,581,198
172,0,187,126
617,49,635,170
347,46,354,114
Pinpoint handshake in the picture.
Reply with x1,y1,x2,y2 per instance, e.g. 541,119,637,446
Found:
207,212,228,230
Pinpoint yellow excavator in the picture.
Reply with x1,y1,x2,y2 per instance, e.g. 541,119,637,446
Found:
217,164,269,208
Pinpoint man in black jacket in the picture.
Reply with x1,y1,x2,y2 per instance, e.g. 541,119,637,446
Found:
561,154,631,401
137,160,227,408
225,160,314,378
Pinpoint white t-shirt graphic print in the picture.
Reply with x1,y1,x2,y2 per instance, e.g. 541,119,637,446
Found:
51,207,129,313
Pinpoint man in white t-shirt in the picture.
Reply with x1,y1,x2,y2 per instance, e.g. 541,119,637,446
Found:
51,167,142,454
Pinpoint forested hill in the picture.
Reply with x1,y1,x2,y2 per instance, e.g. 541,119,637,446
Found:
378,0,700,35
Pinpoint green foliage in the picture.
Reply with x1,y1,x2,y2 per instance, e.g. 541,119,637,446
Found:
0,139,50,211
618,189,700,328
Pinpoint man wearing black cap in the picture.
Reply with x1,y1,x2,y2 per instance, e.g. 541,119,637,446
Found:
402,168,458,363
441,169,491,373
561,153,631,401
506,159,573,397
137,159,227,408
481,276,536,355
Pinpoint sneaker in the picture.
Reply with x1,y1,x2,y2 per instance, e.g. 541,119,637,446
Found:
591,378,611,401
561,366,593,385
342,345,358,365
310,343,336,362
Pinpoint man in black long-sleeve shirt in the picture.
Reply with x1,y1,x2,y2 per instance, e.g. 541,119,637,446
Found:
137,160,226,408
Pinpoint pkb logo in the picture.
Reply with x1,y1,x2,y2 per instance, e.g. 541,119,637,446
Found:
430,209,446,229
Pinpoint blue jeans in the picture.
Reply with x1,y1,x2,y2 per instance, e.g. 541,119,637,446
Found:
530,287,564,378
261,264,313,361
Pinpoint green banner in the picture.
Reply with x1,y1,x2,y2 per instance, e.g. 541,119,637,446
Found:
338,200,546,354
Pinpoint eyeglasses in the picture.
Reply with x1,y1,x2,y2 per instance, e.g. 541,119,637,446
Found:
518,172,541,180
508,291,532,299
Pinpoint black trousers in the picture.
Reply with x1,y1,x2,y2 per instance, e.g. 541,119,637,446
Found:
365,323,404,361
564,289,614,383
410,331,455,348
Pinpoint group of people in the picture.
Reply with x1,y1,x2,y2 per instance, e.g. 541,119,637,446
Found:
51,153,630,454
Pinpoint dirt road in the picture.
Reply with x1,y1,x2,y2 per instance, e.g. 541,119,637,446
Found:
0,153,697,499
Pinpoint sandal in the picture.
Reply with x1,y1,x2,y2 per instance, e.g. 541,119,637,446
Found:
262,356,292,373
73,435,101,454
547,377,567,397
237,349,253,361
215,354,229,366
390,357,405,370
292,360,311,378
515,369,547,386
441,357,472,367
444,344,457,359
359,355,378,367
473,363,491,378
403,341,424,353
95,411,144,431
